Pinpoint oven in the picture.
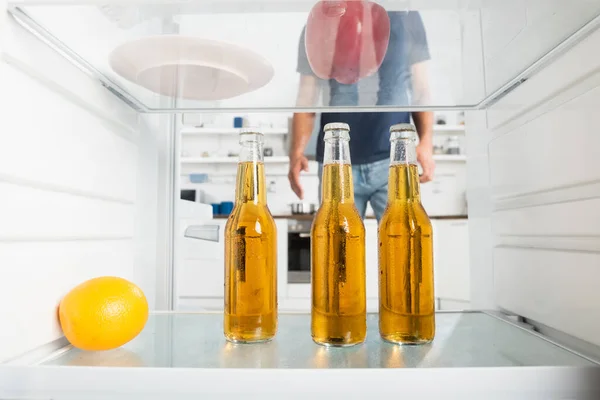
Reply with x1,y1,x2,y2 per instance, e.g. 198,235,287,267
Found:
287,219,312,284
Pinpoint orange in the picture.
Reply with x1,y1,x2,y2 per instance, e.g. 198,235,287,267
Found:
58,276,149,351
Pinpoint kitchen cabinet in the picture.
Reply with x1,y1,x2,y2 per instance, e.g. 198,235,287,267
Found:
365,217,471,311
366,161,467,219
432,218,470,308
282,218,471,313
364,219,379,300
421,162,467,217
176,218,288,312
176,219,228,307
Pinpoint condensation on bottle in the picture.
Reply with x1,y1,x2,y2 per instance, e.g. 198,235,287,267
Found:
378,123,435,345
311,122,367,347
224,128,278,343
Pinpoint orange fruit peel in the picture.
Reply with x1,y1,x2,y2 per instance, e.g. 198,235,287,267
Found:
58,276,149,351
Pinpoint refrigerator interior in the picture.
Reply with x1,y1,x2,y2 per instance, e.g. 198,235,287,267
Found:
1,0,600,397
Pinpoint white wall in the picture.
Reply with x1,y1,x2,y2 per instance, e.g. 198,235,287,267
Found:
466,23,600,348
0,15,150,362
181,132,288,160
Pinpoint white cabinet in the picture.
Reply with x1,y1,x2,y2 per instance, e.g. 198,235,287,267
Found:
175,216,471,313
421,162,467,217
364,219,379,300
176,219,228,308
176,217,288,312
366,217,471,311
432,219,471,309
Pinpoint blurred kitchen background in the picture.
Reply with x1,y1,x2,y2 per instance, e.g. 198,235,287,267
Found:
176,110,470,315
179,111,466,216
171,4,472,316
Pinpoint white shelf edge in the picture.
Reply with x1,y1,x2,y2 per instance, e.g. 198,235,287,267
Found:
181,128,288,135
182,127,459,135
181,156,290,164
433,125,466,132
181,155,464,164
433,154,467,162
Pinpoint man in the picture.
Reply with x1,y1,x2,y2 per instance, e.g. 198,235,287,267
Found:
288,10,435,222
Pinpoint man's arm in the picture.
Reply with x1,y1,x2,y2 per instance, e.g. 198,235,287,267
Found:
289,75,319,199
411,60,435,183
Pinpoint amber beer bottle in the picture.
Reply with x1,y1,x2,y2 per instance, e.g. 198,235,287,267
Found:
311,122,366,347
224,128,277,343
379,123,435,344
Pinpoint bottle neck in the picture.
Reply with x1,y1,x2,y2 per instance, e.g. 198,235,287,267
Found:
323,133,352,166
391,137,417,166
239,136,264,164
235,135,266,204
388,138,421,201
322,136,354,203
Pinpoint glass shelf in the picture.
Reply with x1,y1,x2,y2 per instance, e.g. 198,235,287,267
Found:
39,311,596,369
2,312,599,399
7,0,600,113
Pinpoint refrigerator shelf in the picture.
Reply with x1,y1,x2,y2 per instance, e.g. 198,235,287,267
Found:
1,311,599,399
6,1,600,113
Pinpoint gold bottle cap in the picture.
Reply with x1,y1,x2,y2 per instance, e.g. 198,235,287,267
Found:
389,123,417,140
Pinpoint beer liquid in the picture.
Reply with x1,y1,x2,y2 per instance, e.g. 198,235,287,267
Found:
312,163,366,346
224,161,277,343
379,163,435,344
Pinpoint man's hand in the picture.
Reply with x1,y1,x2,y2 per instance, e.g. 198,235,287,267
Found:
288,154,310,199
416,142,435,183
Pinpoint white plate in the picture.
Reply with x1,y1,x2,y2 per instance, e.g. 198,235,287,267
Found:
108,35,274,101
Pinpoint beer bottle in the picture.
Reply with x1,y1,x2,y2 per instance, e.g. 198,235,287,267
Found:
378,123,435,345
224,128,277,343
311,122,366,347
